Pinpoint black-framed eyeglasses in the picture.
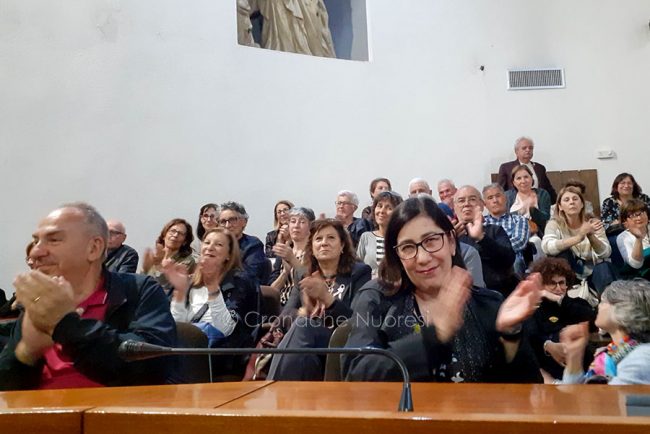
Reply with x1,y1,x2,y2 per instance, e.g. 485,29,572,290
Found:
109,230,125,236
218,217,240,226
201,213,217,220
394,232,447,260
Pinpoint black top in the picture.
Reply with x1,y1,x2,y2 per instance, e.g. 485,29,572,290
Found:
343,280,542,383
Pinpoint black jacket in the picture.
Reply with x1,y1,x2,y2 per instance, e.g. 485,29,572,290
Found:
104,244,140,273
0,271,176,390
344,280,542,383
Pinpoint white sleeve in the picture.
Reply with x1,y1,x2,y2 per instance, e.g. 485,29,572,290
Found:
541,220,564,256
170,299,191,323
617,231,643,269
207,291,237,337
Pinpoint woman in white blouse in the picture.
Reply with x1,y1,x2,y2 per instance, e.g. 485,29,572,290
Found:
164,228,257,350
616,199,650,277
542,186,612,293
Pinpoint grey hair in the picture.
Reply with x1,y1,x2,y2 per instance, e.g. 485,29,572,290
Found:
482,183,505,196
60,202,109,259
455,185,482,200
437,179,456,189
288,207,316,222
602,279,650,342
514,136,534,150
408,177,431,191
220,201,249,220
337,190,359,207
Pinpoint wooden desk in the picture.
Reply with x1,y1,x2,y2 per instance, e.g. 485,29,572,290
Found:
0,381,271,433
83,382,650,434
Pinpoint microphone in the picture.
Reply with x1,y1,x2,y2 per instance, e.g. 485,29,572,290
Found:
118,340,413,412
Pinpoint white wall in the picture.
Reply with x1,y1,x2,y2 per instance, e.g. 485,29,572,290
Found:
1,0,649,293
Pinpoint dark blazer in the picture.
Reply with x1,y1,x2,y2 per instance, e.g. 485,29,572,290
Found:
497,160,557,203
104,244,139,273
239,233,268,284
280,261,372,330
0,271,176,390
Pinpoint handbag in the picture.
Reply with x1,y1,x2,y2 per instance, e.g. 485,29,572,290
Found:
567,279,599,307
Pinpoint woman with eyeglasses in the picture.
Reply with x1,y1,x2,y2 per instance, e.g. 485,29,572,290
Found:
192,203,219,257
616,199,650,278
357,191,403,278
525,257,596,383
344,196,543,383
561,279,650,385
267,219,371,380
265,200,294,259
142,218,196,296
601,172,650,231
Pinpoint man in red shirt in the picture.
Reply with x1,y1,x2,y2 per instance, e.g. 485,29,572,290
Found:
0,202,176,390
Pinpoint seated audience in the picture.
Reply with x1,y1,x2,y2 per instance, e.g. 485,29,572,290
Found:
408,177,453,216
164,228,257,377
265,200,294,259
361,177,392,220
104,219,139,273
601,172,650,231
453,185,518,296
0,202,176,390
437,178,458,209
219,201,267,284
526,258,595,382
334,190,371,248
483,183,530,276
616,199,650,277
344,196,542,383
268,219,371,380
193,203,219,254
542,187,613,294
142,218,196,296
357,191,403,278
561,279,650,385
497,136,557,202
505,165,551,235
269,207,316,305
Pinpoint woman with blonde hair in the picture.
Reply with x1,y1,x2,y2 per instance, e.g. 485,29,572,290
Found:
542,187,613,294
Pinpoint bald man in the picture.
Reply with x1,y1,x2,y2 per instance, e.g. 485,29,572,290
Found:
0,203,175,390
104,219,139,273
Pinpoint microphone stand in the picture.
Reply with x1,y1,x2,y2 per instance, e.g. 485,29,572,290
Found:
119,340,413,412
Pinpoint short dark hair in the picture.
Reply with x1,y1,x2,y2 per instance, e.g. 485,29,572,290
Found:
620,198,649,222
220,201,249,220
611,173,642,200
529,257,576,286
197,203,218,241
371,191,403,229
369,177,392,196
157,218,194,258
304,219,357,275
378,196,465,293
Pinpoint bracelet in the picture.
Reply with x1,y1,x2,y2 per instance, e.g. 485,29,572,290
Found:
500,324,523,342
543,340,552,356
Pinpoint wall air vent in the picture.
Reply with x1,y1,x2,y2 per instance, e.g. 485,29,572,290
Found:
507,68,565,90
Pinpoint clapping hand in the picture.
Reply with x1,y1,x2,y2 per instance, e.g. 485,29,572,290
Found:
161,259,191,298
496,273,543,333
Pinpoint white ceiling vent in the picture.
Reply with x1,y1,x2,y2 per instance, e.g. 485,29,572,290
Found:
507,68,565,90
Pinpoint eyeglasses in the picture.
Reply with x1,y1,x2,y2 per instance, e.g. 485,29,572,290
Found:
335,201,355,207
276,208,290,215
168,228,187,237
394,232,447,260
628,211,647,219
218,217,240,226
201,213,217,220
546,280,567,288
109,230,125,236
